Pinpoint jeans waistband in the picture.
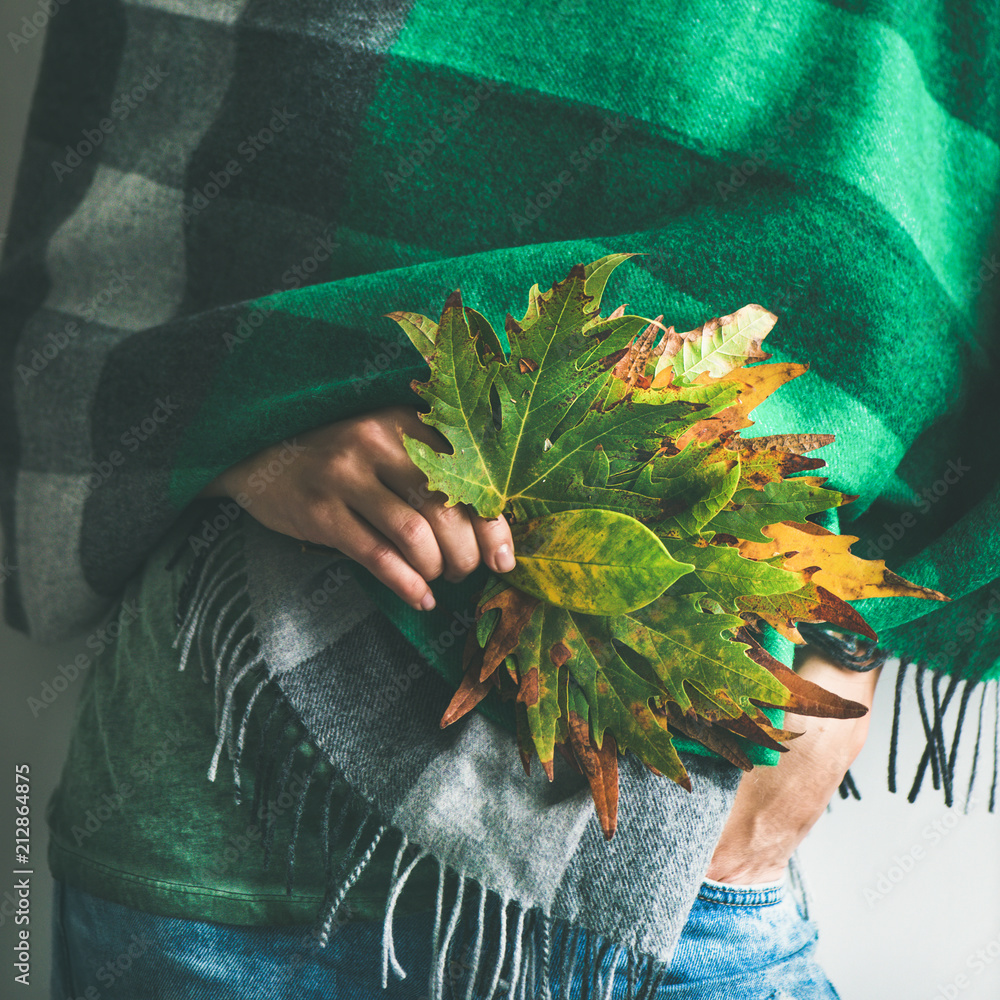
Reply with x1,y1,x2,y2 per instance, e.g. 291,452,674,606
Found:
697,876,784,907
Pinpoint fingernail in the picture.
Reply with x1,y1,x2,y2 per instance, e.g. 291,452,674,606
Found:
420,591,436,611
495,544,515,573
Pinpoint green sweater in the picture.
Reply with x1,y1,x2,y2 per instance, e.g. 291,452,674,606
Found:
46,504,440,924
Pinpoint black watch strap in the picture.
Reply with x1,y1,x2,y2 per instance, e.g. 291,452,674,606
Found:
796,622,890,672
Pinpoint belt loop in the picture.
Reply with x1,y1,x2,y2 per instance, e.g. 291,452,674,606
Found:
787,852,811,922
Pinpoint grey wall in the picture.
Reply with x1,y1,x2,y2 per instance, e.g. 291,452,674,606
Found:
1,8,998,999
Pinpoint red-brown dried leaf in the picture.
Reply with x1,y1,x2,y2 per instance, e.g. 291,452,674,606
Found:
567,711,620,839
477,586,542,682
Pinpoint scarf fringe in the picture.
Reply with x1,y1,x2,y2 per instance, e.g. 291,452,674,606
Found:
833,661,999,811
168,510,712,998
173,513,1000,996
886,659,1000,812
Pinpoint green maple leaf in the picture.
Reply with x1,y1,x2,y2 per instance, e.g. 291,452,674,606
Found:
608,595,792,716
512,603,566,777
402,257,935,839
388,256,728,521
704,479,844,541
570,612,690,784
666,539,802,612
626,442,741,537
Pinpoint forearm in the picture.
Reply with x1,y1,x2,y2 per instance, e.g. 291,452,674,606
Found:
706,648,881,884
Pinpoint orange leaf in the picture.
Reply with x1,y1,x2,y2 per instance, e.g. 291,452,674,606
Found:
669,363,810,447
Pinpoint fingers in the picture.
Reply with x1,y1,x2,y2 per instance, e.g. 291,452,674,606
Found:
469,512,516,573
344,477,449,582
377,461,514,581
306,500,437,612
282,407,514,608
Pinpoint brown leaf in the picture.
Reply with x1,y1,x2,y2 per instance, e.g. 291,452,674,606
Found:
713,712,790,752
739,581,878,643
730,433,835,456
477,587,542,682
726,438,829,489
660,702,754,771
567,711,620,839
611,316,669,389
743,703,805,743
440,643,495,728
737,627,869,719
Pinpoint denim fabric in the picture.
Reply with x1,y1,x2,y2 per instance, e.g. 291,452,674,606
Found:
52,863,840,1000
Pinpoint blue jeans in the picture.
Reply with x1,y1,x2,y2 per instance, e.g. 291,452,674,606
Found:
52,866,840,999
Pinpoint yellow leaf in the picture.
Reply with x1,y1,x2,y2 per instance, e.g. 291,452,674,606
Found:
739,521,949,603
657,362,810,448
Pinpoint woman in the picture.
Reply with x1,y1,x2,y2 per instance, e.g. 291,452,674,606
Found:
4,1,997,996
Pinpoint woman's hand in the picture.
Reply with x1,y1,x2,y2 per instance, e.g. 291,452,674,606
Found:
705,649,881,885
197,405,515,612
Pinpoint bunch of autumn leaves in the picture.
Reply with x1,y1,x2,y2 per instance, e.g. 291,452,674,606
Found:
387,254,946,838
